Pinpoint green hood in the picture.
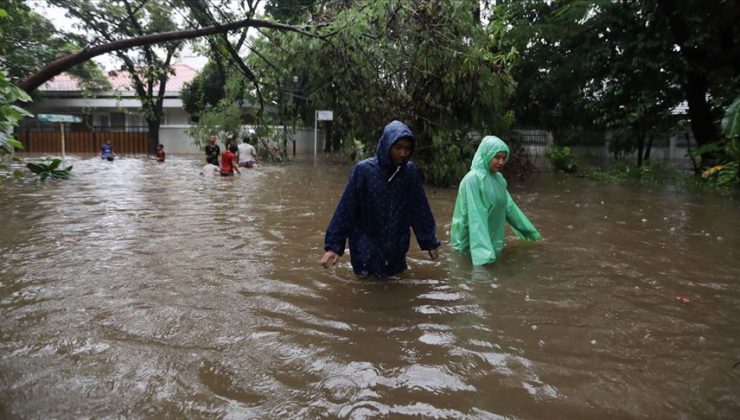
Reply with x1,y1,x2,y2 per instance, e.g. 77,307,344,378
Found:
471,135,509,180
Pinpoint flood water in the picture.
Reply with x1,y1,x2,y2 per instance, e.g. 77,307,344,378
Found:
1,155,739,418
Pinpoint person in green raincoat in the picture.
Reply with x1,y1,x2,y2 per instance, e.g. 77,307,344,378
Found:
450,135,541,265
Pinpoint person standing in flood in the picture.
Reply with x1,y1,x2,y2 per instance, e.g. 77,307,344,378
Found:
320,120,440,278
237,134,260,168
155,143,165,162
450,135,541,265
205,133,220,166
220,144,241,177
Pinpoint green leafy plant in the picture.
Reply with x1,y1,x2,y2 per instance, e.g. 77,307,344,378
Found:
0,71,30,156
545,145,578,173
700,162,738,196
0,69,30,177
683,96,740,195
721,95,740,163
26,157,74,181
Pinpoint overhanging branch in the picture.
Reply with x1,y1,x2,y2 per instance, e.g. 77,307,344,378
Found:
19,18,316,93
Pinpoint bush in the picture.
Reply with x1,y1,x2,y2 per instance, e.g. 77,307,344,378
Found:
701,162,739,196
582,162,680,186
545,145,578,173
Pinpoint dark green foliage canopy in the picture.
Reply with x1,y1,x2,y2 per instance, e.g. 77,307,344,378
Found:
192,0,520,185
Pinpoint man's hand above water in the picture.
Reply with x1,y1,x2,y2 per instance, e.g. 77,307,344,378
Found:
320,250,340,268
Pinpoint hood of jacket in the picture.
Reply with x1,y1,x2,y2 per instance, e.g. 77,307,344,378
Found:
376,120,415,170
471,135,509,180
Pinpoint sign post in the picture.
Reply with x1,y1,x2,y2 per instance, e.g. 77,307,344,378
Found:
314,110,333,157
60,122,65,158
37,114,82,158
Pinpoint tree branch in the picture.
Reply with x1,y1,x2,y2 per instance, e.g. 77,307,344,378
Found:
19,17,317,93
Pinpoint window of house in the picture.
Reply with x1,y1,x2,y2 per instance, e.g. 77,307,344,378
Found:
110,112,126,130
127,113,146,131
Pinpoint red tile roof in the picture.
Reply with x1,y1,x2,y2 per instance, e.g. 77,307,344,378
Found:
40,63,199,92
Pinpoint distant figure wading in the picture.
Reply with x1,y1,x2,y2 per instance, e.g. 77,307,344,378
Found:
204,133,220,166
99,138,118,161
238,135,260,168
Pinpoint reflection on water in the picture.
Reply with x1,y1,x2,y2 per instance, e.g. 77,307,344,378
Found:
1,155,739,417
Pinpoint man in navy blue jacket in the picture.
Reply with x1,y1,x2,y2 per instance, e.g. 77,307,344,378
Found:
320,120,440,278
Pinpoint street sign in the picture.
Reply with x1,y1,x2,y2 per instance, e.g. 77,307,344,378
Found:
37,113,82,123
317,110,333,121
36,114,81,158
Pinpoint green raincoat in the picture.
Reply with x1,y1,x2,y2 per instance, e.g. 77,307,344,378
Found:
450,136,541,265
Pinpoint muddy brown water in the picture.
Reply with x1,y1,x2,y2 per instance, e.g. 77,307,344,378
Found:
1,155,739,418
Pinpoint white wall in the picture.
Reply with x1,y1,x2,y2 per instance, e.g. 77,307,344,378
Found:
157,125,326,156
292,127,327,154
158,125,199,153
165,108,191,125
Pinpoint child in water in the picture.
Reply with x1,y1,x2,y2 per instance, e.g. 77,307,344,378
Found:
155,144,165,162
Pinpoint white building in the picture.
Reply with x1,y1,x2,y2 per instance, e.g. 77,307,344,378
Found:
22,64,199,154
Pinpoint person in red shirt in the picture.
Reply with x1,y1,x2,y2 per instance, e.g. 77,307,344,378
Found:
155,143,165,162
220,144,241,176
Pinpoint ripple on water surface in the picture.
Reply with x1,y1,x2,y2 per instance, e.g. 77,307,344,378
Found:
1,156,739,418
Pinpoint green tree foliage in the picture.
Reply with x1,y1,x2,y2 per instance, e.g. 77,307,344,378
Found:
722,96,740,162
242,0,519,185
265,0,317,24
0,0,66,81
181,61,227,115
691,97,740,194
49,0,187,154
0,0,109,90
500,0,739,168
0,70,31,160
545,145,578,173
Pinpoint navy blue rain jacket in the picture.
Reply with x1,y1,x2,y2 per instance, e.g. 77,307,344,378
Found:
324,120,441,278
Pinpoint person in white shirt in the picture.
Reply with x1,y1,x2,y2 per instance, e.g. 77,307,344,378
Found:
237,136,260,168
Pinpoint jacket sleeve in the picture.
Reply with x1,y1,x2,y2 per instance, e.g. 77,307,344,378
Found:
409,167,440,251
324,165,361,255
505,190,542,241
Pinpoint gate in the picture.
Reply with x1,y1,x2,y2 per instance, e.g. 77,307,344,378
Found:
16,128,150,154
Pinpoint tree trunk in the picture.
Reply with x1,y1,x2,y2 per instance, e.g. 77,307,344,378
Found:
19,18,314,94
643,132,653,163
685,70,719,163
148,119,160,155
636,127,645,167
685,132,700,174
323,122,331,153
656,0,720,166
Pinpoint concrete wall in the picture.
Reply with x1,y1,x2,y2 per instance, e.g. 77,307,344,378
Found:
158,125,199,153
157,125,326,156
516,129,553,169
574,144,693,169
516,128,694,170
292,127,327,155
